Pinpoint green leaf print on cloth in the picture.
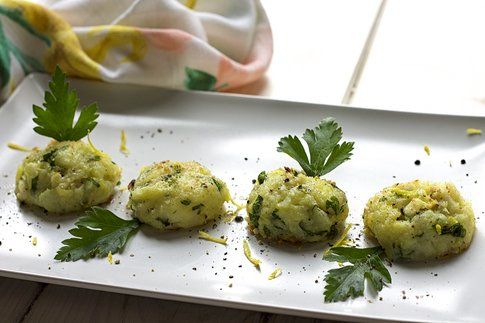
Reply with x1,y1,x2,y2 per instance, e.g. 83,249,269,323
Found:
0,20,10,88
0,5,48,89
0,5,50,46
184,67,227,91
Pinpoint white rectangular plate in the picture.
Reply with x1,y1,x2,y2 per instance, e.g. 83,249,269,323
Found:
0,75,484,323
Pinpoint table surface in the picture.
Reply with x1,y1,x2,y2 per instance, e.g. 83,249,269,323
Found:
3,0,485,322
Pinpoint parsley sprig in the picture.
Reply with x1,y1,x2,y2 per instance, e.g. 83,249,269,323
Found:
33,66,99,141
55,207,140,262
277,118,354,176
323,247,391,302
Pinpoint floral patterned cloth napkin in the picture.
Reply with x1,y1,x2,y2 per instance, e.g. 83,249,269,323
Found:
0,0,273,102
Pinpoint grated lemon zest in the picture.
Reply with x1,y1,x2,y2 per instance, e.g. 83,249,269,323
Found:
198,231,227,245
224,197,245,222
32,237,37,246
467,128,482,136
232,201,244,214
324,223,353,256
243,239,261,268
424,145,430,156
224,212,238,223
334,223,353,247
391,188,436,208
268,268,282,280
435,224,442,235
7,142,34,152
120,130,130,155
224,212,237,223
107,251,113,264
230,197,244,211
87,132,102,155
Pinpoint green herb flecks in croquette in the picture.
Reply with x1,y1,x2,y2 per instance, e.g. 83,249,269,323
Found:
363,180,475,261
15,66,121,213
128,161,231,231
247,118,353,243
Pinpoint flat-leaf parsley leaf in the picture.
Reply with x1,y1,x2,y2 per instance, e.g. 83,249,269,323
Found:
277,118,354,176
55,207,140,262
323,247,391,302
33,65,99,141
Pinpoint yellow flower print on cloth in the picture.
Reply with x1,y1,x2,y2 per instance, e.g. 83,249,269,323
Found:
85,26,147,65
0,0,272,102
0,0,99,98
